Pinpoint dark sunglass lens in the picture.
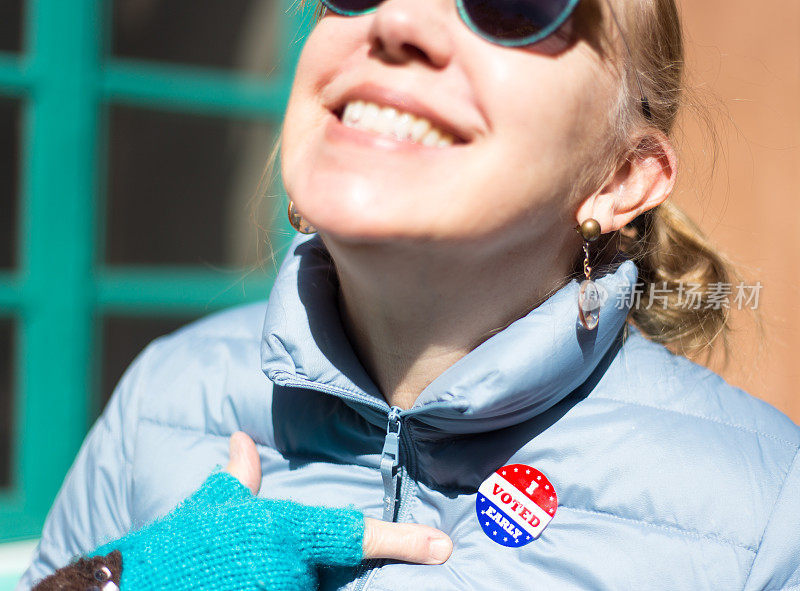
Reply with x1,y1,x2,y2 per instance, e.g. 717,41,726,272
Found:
321,0,382,15
461,0,573,42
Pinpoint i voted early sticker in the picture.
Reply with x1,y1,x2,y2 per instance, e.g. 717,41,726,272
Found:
476,464,558,547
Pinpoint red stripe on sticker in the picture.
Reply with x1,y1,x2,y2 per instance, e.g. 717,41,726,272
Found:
496,465,557,517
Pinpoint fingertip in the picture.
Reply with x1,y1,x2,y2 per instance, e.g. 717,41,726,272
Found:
426,532,453,565
224,431,262,495
363,520,453,565
230,431,254,455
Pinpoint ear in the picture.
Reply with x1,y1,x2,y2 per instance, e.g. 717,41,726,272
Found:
576,132,677,232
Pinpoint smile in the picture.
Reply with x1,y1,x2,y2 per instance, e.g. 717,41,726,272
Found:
337,100,458,148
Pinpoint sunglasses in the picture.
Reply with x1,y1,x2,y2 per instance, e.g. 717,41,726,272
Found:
318,0,652,119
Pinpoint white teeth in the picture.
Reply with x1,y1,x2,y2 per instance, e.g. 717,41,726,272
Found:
376,106,399,134
409,117,431,143
422,129,454,147
338,100,457,147
342,100,365,125
362,102,380,127
393,111,414,141
421,128,442,147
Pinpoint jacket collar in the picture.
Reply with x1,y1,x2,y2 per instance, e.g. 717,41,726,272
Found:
261,233,637,434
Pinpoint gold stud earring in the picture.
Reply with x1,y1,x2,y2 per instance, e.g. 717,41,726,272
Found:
287,200,317,235
577,218,602,330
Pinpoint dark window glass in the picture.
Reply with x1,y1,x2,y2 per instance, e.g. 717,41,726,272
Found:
0,0,23,52
105,105,277,267
111,0,280,75
0,98,20,269
96,315,200,416
0,319,15,489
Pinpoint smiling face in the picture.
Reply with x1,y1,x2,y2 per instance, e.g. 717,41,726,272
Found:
280,0,623,247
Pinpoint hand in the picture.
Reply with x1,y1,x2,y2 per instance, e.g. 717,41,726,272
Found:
36,433,454,591
225,431,453,565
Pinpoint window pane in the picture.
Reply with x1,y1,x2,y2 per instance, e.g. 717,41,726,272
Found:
0,319,15,489
105,105,277,267
111,0,281,75
0,0,23,53
97,316,199,416
0,98,20,269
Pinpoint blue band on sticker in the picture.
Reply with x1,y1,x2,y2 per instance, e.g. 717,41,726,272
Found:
477,493,534,547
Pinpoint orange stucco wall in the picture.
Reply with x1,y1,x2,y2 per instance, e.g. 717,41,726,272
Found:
675,1,800,422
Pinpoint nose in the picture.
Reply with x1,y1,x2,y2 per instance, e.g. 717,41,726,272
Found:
367,0,455,69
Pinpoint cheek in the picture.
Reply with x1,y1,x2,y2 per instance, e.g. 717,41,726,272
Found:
472,49,617,205
281,20,363,190
282,45,324,161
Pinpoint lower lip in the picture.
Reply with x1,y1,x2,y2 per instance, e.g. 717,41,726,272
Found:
324,111,463,154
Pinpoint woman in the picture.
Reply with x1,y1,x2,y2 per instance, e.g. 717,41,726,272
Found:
20,0,800,589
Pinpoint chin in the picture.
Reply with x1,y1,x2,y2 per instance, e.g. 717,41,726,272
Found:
285,167,511,246
312,209,505,248
305,208,435,245
287,181,435,244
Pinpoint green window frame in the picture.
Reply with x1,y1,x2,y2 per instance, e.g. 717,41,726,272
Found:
0,0,314,542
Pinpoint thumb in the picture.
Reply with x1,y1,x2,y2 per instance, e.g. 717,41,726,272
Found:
224,431,262,495
363,518,453,565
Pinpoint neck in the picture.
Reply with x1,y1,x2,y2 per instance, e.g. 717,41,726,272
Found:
324,230,577,410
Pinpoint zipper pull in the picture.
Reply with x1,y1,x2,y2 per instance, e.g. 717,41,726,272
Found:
380,406,403,521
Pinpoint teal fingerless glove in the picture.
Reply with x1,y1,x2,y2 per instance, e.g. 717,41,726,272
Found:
91,471,365,590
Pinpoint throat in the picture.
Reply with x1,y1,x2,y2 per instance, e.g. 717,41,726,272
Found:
376,347,472,411
327,232,575,412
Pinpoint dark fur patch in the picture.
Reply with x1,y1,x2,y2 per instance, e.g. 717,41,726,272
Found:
33,550,122,590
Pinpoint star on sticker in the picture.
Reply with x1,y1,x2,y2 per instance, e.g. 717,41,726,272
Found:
536,476,541,481
502,471,506,476
514,468,518,472
525,469,530,474
493,531,497,536
549,508,554,514
485,521,490,526
549,496,554,501
504,537,508,542
544,485,550,490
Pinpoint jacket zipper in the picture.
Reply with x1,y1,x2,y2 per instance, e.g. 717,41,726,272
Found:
380,406,403,521
269,372,464,591
353,407,411,591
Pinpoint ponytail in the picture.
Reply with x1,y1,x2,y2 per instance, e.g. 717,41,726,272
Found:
620,201,735,356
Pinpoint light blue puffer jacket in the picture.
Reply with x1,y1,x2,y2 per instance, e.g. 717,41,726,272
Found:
19,233,800,590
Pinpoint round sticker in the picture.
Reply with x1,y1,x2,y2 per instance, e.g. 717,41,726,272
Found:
476,464,558,547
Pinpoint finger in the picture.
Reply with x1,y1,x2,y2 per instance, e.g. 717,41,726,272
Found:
362,518,453,565
224,431,262,495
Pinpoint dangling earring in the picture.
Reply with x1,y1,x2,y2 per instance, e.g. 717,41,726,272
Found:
287,200,317,234
577,218,602,330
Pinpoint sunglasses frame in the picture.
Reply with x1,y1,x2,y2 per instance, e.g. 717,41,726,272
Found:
316,0,652,120
456,0,581,48
318,0,581,48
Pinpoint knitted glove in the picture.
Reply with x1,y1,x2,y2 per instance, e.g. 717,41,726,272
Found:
88,470,364,591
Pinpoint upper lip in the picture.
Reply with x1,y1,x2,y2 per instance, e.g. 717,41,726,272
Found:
330,82,472,143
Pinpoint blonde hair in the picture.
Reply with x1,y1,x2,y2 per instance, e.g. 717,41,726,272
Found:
598,0,737,357
261,0,738,357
